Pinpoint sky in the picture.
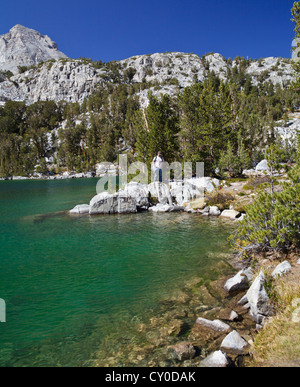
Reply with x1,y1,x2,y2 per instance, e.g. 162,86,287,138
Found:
0,0,296,62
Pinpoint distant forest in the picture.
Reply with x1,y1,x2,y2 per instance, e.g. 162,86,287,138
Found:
0,59,298,178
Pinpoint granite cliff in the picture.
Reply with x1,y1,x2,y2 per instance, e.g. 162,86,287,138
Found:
0,24,67,74
0,25,295,106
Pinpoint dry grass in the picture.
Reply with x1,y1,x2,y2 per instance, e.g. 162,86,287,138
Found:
249,261,300,367
206,192,234,210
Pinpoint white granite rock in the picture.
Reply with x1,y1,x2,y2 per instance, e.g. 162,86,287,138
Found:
169,181,201,206
220,209,240,219
255,159,269,172
220,330,250,355
199,351,231,368
187,177,219,194
89,192,137,215
195,317,231,332
69,204,90,214
246,271,270,323
271,261,292,278
209,206,221,216
224,269,250,294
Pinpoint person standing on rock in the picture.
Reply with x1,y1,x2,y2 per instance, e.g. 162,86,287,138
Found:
152,151,164,182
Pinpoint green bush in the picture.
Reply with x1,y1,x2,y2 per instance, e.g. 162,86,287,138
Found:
230,163,300,259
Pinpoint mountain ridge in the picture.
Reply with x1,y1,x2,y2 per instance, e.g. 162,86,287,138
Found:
0,25,296,106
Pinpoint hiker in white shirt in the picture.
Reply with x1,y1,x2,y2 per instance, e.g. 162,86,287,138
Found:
152,151,164,182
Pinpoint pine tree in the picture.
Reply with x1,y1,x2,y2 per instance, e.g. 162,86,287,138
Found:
177,83,204,164
265,144,283,196
134,110,149,163
230,143,300,260
143,92,179,165
178,80,234,172
219,133,250,177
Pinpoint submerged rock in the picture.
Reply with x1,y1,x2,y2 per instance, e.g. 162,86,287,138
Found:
69,204,90,214
169,342,196,361
148,203,184,213
189,317,231,351
194,317,231,332
219,309,239,322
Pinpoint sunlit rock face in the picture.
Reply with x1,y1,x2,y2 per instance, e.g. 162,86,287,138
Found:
0,24,67,73
0,25,295,105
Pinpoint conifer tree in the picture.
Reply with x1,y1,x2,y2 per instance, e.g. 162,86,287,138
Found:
219,133,250,177
178,79,233,172
230,141,300,260
143,93,179,164
134,110,149,163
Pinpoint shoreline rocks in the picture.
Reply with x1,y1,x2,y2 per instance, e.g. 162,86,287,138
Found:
169,342,197,361
220,209,241,219
89,191,138,215
224,269,252,294
0,171,96,181
69,204,90,214
194,317,231,333
220,330,250,355
245,271,270,324
69,178,247,220
199,350,232,367
70,179,229,216
271,261,292,278
94,254,297,368
148,204,184,213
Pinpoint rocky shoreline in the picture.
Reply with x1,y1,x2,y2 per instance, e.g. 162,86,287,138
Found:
92,253,298,368
83,171,298,367
69,178,245,218
69,160,285,217
0,171,96,181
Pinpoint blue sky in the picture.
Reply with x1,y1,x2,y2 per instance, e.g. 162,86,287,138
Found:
0,0,296,62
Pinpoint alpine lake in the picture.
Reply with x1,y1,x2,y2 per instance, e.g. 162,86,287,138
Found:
0,178,236,367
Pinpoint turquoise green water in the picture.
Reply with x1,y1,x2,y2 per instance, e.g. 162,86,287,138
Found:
0,178,234,367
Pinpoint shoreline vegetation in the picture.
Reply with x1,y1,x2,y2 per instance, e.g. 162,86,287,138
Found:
91,249,300,368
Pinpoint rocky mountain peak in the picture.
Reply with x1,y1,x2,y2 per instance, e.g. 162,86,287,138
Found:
0,24,67,73
9,24,35,33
